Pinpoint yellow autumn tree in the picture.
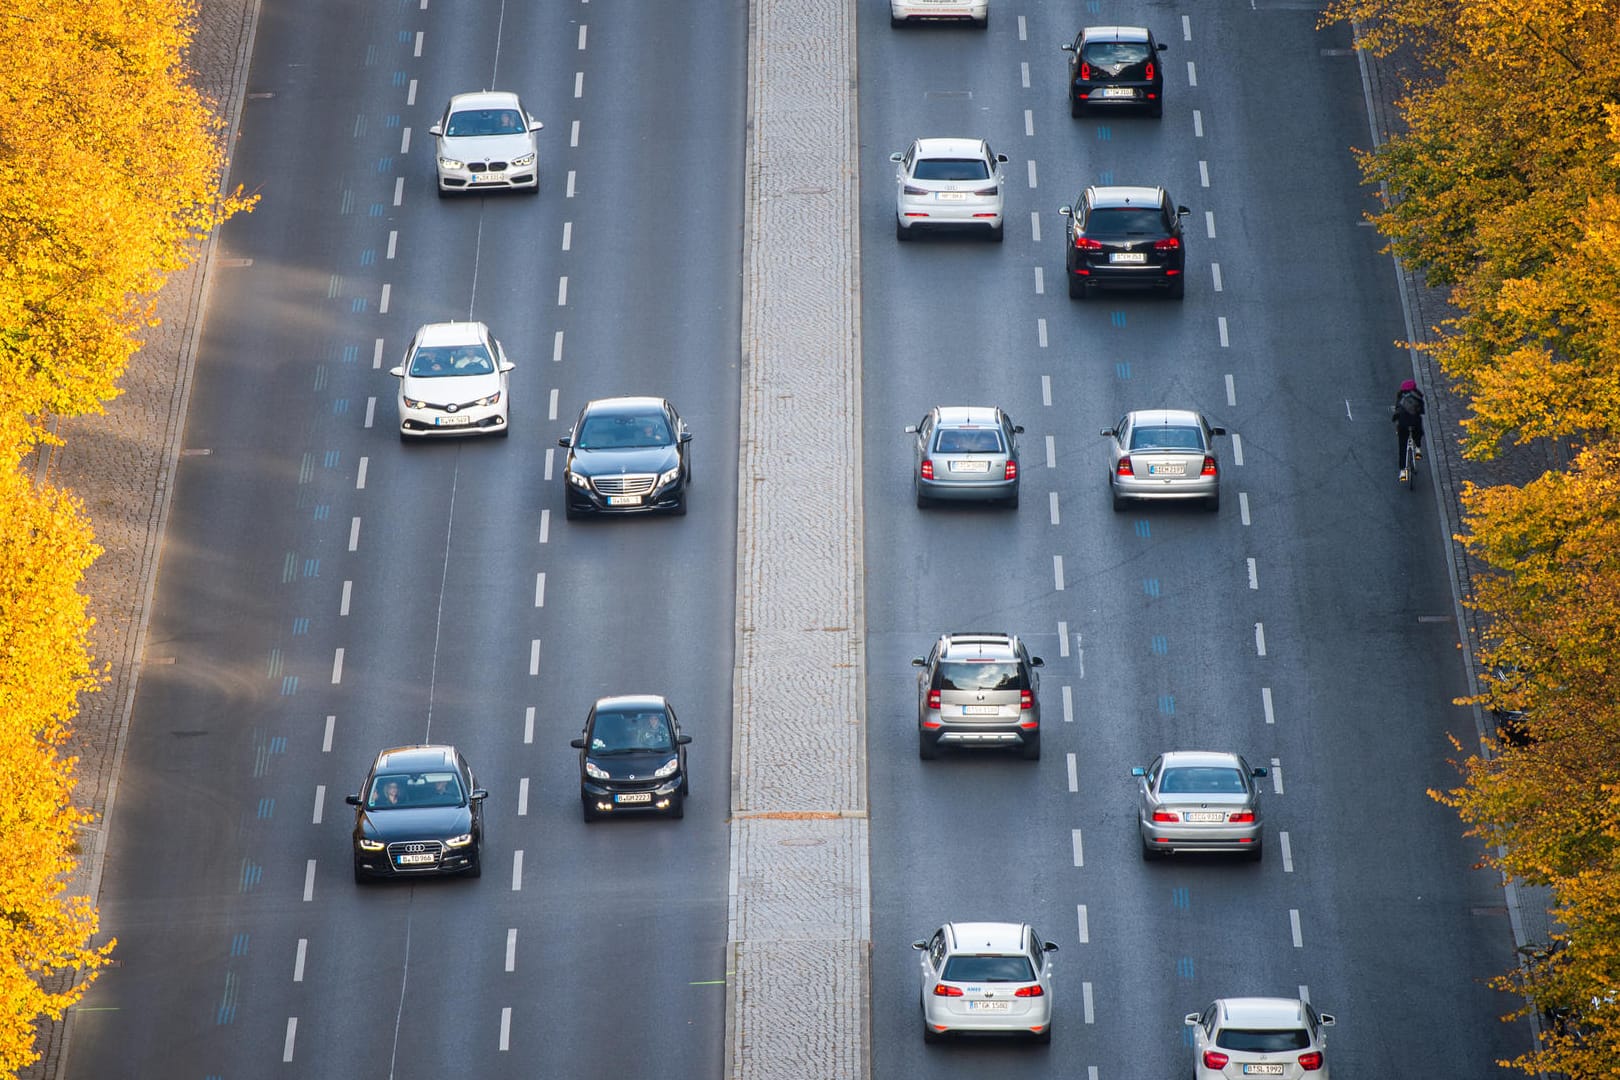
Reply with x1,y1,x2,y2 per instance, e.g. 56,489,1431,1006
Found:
0,467,112,1077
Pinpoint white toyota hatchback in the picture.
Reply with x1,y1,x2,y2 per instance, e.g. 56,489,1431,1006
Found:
892,137,1007,242
429,91,543,196
389,322,514,439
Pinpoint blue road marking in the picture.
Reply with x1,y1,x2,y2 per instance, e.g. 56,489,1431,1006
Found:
1143,578,1160,597
313,505,330,521
1177,956,1195,979
1151,635,1168,655
280,676,298,697
257,798,274,820
1135,520,1152,538
229,933,249,957
334,399,351,415
1115,361,1131,379
1111,311,1127,328
304,558,320,578
1172,887,1190,910
1159,695,1175,715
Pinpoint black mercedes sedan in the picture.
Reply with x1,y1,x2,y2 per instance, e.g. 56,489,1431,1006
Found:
559,397,692,518
346,745,487,882
570,695,692,820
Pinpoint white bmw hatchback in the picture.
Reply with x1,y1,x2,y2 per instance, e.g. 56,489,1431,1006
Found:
389,322,514,439
892,137,1007,241
429,91,543,196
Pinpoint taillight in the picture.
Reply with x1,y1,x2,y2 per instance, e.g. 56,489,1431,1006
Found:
1154,236,1181,252
1201,456,1218,476
927,689,941,710
972,186,999,196
1079,61,1091,80
1299,1051,1324,1071
1020,690,1033,710
903,184,928,195
1152,810,1179,823
1145,61,1155,80
1228,810,1256,823
1013,985,1044,998
921,459,934,480
1116,457,1134,477
1075,236,1103,250
932,984,963,997
1004,460,1018,481
1203,1051,1229,1069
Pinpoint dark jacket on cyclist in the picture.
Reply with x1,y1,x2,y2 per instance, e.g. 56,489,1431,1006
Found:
1392,379,1425,467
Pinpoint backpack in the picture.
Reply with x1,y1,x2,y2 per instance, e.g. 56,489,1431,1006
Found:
1398,390,1423,418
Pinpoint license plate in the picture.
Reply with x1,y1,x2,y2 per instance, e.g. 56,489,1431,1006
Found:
967,1000,1011,1012
396,853,436,866
1148,462,1186,476
606,495,642,506
961,705,1000,716
1100,87,1136,99
473,172,503,182
936,191,968,201
435,414,472,426
950,460,991,472
1243,1066,1285,1076
1185,811,1225,823
615,792,653,804
1110,251,1147,264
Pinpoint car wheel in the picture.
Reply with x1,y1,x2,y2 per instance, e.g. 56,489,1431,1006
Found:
1167,276,1186,300
1247,840,1264,862
353,858,368,884
565,501,582,520
1070,100,1084,119
1111,482,1126,513
915,487,931,509
975,13,988,28
1205,490,1220,513
436,185,450,199
1141,835,1159,861
989,222,1004,242
1035,1025,1052,1045
1068,275,1087,300
891,15,905,28
896,218,911,241
922,1020,941,1044
496,420,510,438
465,848,482,878
681,772,690,797
398,429,413,443
525,180,541,195
1020,732,1041,760
668,795,685,820
1150,100,1164,119
918,732,939,760
582,799,599,823
1005,489,1020,510
670,491,688,517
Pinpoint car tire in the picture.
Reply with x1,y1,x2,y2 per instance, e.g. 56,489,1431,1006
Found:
1247,840,1263,862
896,218,911,241
1150,100,1164,119
1111,483,1126,513
496,420,510,438
465,849,482,878
989,222,1004,242
918,732,939,760
1006,491,1019,509
670,491,688,516
922,1020,941,1044
1167,276,1186,300
1141,836,1159,860
1068,275,1087,300
915,487,931,509
681,773,690,797
891,15,904,28
668,795,685,820
1035,1025,1052,1045
565,501,582,520
353,858,368,884
582,800,599,823
1020,732,1041,761
436,185,450,200
975,14,988,28
1205,490,1220,513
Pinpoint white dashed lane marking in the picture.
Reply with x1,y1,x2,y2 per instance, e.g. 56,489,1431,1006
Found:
293,939,307,982
1077,904,1089,942
1071,829,1084,866
340,578,352,614
1262,686,1274,724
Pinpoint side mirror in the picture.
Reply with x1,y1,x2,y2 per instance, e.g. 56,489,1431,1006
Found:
677,734,693,745
558,436,573,447
498,361,516,373
569,738,585,749
1184,1014,1201,1026
345,794,362,806
1252,766,1269,777
1131,766,1147,777
1319,1013,1336,1026
1060,42,1075,52
1058,205,1074,218
529,118,545,131
1043,941,1059,953
911,940,928,950
1176,205,1191,216
469,788,489,801
1210,426,1227,437
1029,656,1045,668
889,152,904,163
910,657,926,668
904,424,918,434
428,124,443,137
388,366,405,378
1157,42,1168,52
996,154,1008,163
679,431,693,443
1100,428,1116,437
1012,424,1025,434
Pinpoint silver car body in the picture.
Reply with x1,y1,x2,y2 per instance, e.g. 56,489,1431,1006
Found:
389,322,514,439
907,405,1022,506
1103,408,1225,510
914,922,1056,1040
891,0,988,27
892,137,1007,239
1135,751,1266,858
913,633,1043,758
1186,997,1336,1079
430,91,543,195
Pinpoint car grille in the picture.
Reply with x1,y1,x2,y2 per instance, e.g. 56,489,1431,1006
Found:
386,840,444,868
592,474,657,497
467,161,509,173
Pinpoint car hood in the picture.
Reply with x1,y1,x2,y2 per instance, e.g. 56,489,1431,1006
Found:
586,750,678,780
401,370,502,404
438,133,534,161
567,446,679,477
355,805,474,841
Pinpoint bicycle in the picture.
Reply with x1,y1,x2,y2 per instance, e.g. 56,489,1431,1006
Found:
1401,429,1417,491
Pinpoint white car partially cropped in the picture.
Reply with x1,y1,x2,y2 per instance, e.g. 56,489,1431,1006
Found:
430,91,543,196
892,0,988,28
892,137,1007,242
389,322,513,439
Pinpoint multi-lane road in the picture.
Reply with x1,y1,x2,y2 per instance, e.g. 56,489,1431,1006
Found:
64,0,1531,1077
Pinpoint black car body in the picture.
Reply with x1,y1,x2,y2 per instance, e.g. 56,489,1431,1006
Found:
1059,185,1188,299
347,745,487,882
570,695,692,820
560,397,691,518
1062,25,1166,117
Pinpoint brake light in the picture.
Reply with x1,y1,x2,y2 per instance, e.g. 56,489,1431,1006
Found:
1080,61,1091,80
1116,457,1134,477
1004,460,1018,481
927,689,941,710
932,984,963,997
1075,236,1103,250
1154,236,1181,252
1299,1051,1324,1071
1201,456,1218,476
1203,1051,1229,1069
921,459,934,480
1020,690,1033,710
972,186,999,196
1152,810,1179,823
903,184,928,195
1013,985,1044,998
1228,810,1256,823
1145,61,1155,81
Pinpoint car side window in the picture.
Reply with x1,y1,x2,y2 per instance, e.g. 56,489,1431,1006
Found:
1146,755,1163,787
1027,929,1043,971
1201,1003,1217,1032
929,930,946,969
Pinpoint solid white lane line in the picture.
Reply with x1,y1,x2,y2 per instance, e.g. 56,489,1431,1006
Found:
356,457,368,490
348,517,361,552
1225,372,1236,405
570,119,580,147
407,78,417,106
574,71,584,98
566,170,576,198
1066,753,1078,792
1053,555,1065,591
557,276,568,306
544,447,555,481
1205,210,1217,238
1030,211,1040,242
312,786,325,825
506,929,518,971
539,509,551,544
1247,558,1259,589
1182,14,1192,39
1077,904,1089,943
524,706,535,744
553,330,564,362
294,939,307,982
1041,374,1052,406
302,860,316,902
331,648,344,684
511,850,523,891
322,715,335,753
1027,160,1038,188
1271,758,1284,794
1024,109,1034,137
1083,981,1095,1023
1187,60,1197,87
1021,61,1030,88
1071,829,1084,866
1280,830,1294,872
1218,316,1229,347
1232,432,1244,465
1290,909,1303,948
400,128,411,154
283,1018,297,1062
1049,491,1060,526
517,777,529,816
1045,434,1056,468
1199,160,1209,187
1193,109,1203,137
534,572,546,607
1239,491,1251,525
340,580,351,616
364,397,376,428
1037,318,1048,348
392,177,404,207
1262,686,1274,725
529,640,541,676
562,222,572,251
1254,622,1267,656
500,1006,512,1051
1062,685,1074,723
379,283,391,313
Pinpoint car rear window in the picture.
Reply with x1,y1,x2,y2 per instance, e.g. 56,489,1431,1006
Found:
1082,41,1151,67
1129,426,1202,451
942,955,1036,983
938,661,1024,692
445,109,525,137
934,428,1004,454
1160,767,1246,794
1084,207,1166,237
914,158,991,181
1217,1028,1311,1053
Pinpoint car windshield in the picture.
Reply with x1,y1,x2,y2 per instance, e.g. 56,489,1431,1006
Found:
368,772,464,809
942,955,1036,983
409,344,494,377
1082,41,1151,66
589,711,673,754
445,108,525,137
938,661,1023,692
1129,425,1203,451
934,428,1004,454
1217,1028,1311,1053
913,158,991,181
1160,767,1246,794
1085,207,1166,237
576,413,672,449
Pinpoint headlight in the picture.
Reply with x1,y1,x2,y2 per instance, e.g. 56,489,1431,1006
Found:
358,839,385,852
439,157,465,170
511,153,536,167
584,761,610,780
444,833,474,848
657,466,681,487
402,397,428,409
652,757,680,779
473,391,502,406
568,471,592,490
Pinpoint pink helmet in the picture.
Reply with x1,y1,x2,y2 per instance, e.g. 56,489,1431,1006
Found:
1400,379,1418,391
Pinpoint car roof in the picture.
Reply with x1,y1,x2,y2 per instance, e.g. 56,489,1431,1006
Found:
1127,408,1204,428
912,137,988,159
934,405,1004,428
940,632,1019,657
582,396,667,416
946,922,1028,953
1217,997,1310,1028
1081,25,1151,43
373,744,459,771
414,321,488,347
1089,185,1165,208
1159,751,1246,770
592,694,669,713
447,90,523,112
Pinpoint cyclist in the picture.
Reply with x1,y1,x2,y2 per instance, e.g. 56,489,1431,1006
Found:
1391,378,1426,482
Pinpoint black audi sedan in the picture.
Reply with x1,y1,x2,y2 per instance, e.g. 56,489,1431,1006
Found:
1058,185,1188,300
559,397,692,518
346,745,487,882
570,695,692,820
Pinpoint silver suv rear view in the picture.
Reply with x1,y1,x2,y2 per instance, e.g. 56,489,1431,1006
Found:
912,632,1044,760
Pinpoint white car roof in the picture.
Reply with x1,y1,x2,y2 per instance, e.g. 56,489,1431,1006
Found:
1160,751,1245,770
935,405,1003,427
946,921,1028,953
446,90,523,113
1218,997,1309,1028
414,321,489,348
913,137,988,159
1128,408,1203,428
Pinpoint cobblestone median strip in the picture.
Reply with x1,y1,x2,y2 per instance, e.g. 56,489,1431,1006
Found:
727,0,869,1075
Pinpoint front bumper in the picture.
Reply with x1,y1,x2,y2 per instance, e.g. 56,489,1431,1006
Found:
565,475,685,514
354,844,478,877
399,403,507,437
437,166,538,192
582,777,683,815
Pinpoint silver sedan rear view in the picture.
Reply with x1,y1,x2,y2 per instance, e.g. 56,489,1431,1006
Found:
1102,408,1225,512
1134,750,1267,860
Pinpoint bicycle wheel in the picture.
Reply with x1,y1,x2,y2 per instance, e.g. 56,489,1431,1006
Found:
1404,436,1417,491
